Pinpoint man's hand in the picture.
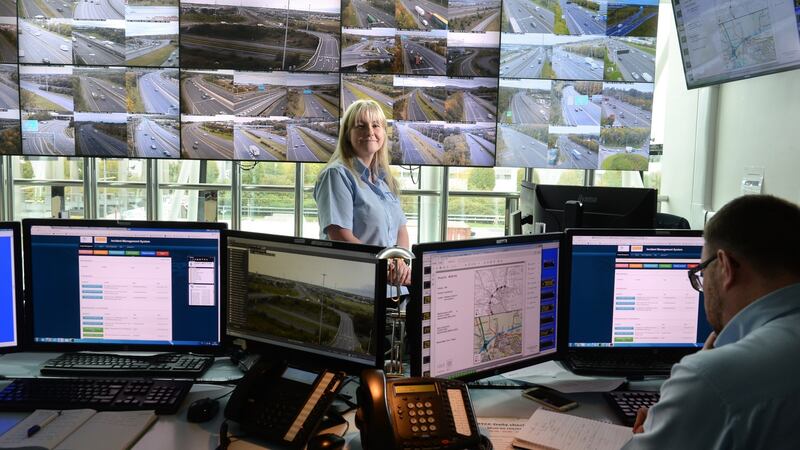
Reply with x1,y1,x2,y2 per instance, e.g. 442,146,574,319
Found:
703,331,718,350
388,259,411,286
633,407,649,434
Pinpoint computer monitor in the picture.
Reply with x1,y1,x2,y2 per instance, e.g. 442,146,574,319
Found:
522,182,657,233
22,219,227,352
224,231,387,373
673,0,800,90
0,222,23,353
560,229,712,368
410,234,562,381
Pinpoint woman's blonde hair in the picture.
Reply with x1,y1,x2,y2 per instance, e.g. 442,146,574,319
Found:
325,99,399,196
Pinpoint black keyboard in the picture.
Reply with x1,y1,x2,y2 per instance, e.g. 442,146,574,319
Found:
604,390,661,426
567,354,674,376
0,378,192,414
41,353,213,378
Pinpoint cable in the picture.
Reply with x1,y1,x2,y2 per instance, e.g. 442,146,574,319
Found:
399,165,421,185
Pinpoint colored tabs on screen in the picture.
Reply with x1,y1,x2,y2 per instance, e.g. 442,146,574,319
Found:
93,250,109,255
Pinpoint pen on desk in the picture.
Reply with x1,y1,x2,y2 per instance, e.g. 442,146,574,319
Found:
27,411,61,438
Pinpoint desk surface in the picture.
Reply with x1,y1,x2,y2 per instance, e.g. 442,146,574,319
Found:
0,352,652,450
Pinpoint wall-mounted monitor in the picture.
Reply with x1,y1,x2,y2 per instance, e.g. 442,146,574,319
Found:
673,0,800,89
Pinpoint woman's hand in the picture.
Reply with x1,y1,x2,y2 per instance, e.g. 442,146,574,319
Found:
388,259,411,286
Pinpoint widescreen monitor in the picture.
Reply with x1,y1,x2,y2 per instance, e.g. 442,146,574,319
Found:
560,229,712,361
410,233,562,381
0,222,23,353
23,219,226,352
523,182,657,233
224,231,387,373
673,0,800,89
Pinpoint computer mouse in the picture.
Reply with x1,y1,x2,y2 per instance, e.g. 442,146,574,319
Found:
306,433,345,450
187,397,220,423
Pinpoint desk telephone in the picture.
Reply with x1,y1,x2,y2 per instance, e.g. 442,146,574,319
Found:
224,360,346,449
356,369,490,450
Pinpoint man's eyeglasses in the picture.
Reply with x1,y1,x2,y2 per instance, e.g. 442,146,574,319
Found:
687,254,717,292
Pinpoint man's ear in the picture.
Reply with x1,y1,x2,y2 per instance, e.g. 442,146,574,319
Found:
717,249,738,291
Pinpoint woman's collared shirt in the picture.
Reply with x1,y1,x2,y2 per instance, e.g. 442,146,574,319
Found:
314,159,406,247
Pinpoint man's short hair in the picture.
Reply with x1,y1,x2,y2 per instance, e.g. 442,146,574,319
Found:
705,195,800,275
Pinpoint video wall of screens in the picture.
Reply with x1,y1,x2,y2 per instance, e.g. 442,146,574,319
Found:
496,0,659,171
0,0,660,171
341,0,502,166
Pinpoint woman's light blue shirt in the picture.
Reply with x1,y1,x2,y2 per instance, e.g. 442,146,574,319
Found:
314,159,406,247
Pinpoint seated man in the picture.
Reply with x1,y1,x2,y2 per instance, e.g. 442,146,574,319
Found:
624,195,800,449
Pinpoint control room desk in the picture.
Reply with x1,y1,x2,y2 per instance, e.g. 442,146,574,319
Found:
0,353,649,449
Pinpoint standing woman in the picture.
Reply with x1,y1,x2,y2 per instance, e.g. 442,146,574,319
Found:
314,100,411,284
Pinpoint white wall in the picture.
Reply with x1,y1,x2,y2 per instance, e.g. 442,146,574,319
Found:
656,0,800,227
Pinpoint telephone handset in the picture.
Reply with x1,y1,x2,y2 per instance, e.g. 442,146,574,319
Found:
224,360,345,449
356,369,489,450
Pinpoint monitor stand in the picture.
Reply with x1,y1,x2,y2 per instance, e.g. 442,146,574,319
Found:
564,200,584,229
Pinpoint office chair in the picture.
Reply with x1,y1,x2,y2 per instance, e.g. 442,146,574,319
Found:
656,212,691,229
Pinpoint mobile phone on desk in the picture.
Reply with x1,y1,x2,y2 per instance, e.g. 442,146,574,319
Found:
522,387,579,412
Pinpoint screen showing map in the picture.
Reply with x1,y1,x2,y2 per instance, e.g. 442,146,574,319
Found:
418,236,559,379
673,0,800,89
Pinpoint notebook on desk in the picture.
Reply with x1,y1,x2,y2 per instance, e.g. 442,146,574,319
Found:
559,229,713,376
0,409,157,450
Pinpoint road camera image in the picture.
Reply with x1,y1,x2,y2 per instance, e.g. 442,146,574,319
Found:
19,64,74,113
341,74,396,120
21,112,75,156
127,114,179,158
448,0,501,32
179,0,340,72
233,71,288,117
0,18,18,63
125,21,179,68
180,117,234,160
74,112,128,157
127,68,179,115
444,77,497,123
74,20,125,66
342,0,395,28
393,75,446,122
244,249,377,355
73,66,126,113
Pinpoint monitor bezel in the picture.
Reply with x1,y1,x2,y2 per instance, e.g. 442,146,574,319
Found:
222,229,388,375
409,232,564,382
22,218,228,354
558,228,707,358
0,222,23,354
671,0,800,90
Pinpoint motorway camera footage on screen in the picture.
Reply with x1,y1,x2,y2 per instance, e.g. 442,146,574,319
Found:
0,0,673,171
